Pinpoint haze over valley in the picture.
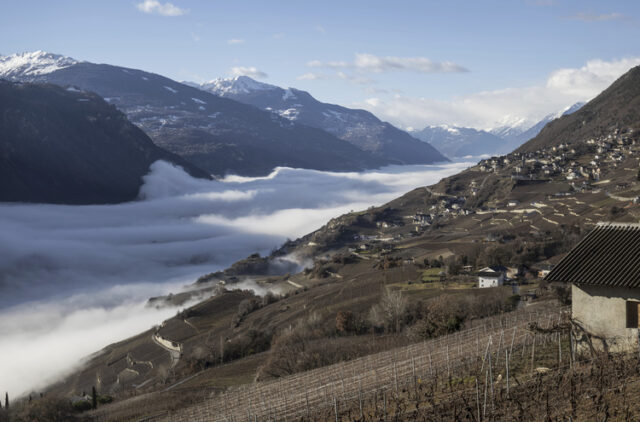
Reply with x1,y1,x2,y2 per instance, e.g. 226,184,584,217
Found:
0,160,468,396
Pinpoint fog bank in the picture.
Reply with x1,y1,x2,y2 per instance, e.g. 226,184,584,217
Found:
0,160,470,396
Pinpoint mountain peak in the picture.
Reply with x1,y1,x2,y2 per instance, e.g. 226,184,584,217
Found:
200,75,277,96
0,51,78,79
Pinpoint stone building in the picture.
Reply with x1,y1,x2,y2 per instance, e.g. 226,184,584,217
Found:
546,223,640,352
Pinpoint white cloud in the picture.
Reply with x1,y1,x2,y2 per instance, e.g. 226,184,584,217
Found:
136,0,187,16
307,59,349,68
545,58,640,96
308,53,468,74
337,71,375,85
569,12,625,22
315,25,326,34
229,66,268,79
297,72,328,80
227,38,245,45
357,57,640,130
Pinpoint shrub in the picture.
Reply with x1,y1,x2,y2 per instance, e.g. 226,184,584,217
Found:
231,297,261,327
10,396,83,422
336,311,355,334
223,329,273,361
552,283,571,305
262,291,280,306
72,400,92,412
97,395,113,404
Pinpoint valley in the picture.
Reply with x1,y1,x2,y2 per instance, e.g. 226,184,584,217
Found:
30,65,640,419
2,4,640,419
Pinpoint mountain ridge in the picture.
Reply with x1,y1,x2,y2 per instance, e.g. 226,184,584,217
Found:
0,52,446,176
193,75,449,165
412,102,585,158
0,80,210,204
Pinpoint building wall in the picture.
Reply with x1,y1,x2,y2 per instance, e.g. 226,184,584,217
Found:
153,333,182,354
478,274,504,288
572,284,640,352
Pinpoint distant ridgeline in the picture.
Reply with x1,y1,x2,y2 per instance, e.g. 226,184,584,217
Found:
0,52,448,178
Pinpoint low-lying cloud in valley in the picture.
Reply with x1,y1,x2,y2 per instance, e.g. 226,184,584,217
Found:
0,160,469,396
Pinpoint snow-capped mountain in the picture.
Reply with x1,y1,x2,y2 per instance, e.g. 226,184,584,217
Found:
199,76,278,96
512,102,585,145
0,51,402,176
0,51,78,79
411,126,505,158
192,76,448,165
413,102,585,159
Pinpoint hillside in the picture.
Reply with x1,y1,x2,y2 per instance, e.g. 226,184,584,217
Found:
29,61,640,419
517,66,640,153
0,52,425,176
0,81,209,204
195,76,448,165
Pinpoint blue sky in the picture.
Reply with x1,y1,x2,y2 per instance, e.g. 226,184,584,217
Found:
2,0,640,129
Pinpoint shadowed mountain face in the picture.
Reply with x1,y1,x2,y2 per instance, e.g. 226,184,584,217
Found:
517,66,640,153
0,81,210,204
194,76,448,165
0,53,400,176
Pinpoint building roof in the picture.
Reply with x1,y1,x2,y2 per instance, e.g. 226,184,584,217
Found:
545,223,640,287
477,266,507,277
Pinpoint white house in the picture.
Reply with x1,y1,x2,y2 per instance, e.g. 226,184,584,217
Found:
477,266,507,288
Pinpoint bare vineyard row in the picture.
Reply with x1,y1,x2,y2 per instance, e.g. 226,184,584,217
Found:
166,306,566,421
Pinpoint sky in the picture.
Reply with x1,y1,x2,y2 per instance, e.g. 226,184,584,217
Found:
2,0,640,129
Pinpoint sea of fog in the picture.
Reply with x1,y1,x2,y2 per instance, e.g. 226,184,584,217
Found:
0,160,470,397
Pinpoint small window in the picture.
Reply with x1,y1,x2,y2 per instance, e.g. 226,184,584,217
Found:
626,301,639,328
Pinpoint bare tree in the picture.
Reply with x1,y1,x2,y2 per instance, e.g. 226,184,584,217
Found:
380,287,407,332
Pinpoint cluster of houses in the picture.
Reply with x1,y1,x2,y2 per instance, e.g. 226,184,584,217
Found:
404,128,638,233
478,129,637,185
409,198,476,229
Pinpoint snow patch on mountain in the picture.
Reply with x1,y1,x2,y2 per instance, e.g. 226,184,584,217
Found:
278,108,299,120
487,115,533,139
282,88,296,101
0,51,78,79
201,75,277,96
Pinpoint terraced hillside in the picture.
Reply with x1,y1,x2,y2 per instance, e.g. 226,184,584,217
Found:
27,64,640,421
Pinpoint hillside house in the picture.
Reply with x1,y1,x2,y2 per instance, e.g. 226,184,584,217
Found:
546,223,640,352
535,263,554,278
507,200,520,207
477,266,507,288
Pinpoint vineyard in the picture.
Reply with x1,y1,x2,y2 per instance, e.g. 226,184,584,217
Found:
158,305,573,421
